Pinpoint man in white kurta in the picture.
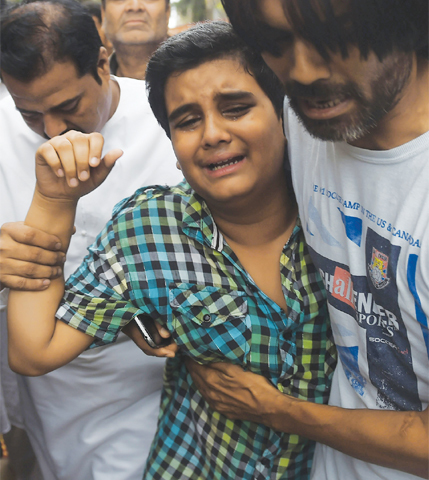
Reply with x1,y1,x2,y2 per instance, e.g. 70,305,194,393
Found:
0,75,182,479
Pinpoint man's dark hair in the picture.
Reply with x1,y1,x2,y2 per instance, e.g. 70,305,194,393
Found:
82,0,102,23
101,0,170,9
146,21,285,138
221,0,429,61
1,0,102,83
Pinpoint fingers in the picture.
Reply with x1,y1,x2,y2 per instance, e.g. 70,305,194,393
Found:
150,343,179,358
2,257,63,279
185,358,223,391
0,222,66,291
0,273,56,291
122,320,179,358
184,358,232,413
66,131,104,184
2,222,62,251
184,358,272,421
186,359,242,383
87,148,123,188
38,131,104,187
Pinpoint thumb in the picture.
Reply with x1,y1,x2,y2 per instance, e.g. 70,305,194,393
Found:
90,149,123,187
103,149,123,168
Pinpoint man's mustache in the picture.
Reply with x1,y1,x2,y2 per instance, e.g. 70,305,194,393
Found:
284,80,363,101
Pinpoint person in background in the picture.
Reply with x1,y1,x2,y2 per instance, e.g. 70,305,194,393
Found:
185,1,429,479
101,0,170,79
82,0,114,56
0,0,181,478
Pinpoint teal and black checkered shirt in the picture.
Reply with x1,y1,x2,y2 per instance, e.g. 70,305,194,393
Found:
57,182,336,479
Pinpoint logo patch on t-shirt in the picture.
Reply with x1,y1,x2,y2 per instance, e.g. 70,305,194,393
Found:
368,248,390,289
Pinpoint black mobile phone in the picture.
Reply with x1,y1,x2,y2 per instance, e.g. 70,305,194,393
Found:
133,315,172,349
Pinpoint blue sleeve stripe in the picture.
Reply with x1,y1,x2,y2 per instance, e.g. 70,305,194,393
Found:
407,254,429,358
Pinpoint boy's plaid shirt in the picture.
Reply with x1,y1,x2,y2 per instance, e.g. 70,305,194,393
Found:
57,182,336,480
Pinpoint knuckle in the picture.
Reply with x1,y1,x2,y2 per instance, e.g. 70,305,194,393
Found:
90,132,104,151
15,277,27,290
39,253,54,266
25,263,37,278
1,222,12,234
31,248,43,263
65,130,86,142
37,142,52,155
57,137,72,149
91,132,103,142
65,129,79,138
51,266,60,277
22,228,36,244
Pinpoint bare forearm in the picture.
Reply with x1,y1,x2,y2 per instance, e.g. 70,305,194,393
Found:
7,190,88,375
265,392,429,478
26,186,77,249
187,361,429,478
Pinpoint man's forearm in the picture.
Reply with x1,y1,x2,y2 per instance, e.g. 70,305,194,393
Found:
264,389,428,478
187,361,429,478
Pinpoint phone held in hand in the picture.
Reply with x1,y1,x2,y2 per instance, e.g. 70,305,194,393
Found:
133,315,172,349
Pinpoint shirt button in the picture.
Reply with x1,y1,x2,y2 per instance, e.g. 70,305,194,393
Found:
81,230,87,237
202,314,211,323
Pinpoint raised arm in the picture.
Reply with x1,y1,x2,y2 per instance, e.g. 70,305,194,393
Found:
186,360,429,478
7,131,122,376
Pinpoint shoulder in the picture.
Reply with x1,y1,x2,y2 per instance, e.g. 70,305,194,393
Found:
0,95,44,167
105,76,152,128
88,181,193,258
0,94,41,139
111,181,193,222
86,181,192,257
113,75,147,101
0,94,25,130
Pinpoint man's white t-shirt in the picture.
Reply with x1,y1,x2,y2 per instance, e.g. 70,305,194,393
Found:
284,101,429,480
0,76,183,480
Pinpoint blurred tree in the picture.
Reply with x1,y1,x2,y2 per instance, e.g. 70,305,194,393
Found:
175,0,206,22
174,0,225,24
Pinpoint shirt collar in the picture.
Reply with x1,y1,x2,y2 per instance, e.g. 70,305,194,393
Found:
182,190,224,253
181,186,300,254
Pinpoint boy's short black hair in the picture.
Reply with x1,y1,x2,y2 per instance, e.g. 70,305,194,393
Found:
221,0,428,61
1,0,102,83
146,21,285,138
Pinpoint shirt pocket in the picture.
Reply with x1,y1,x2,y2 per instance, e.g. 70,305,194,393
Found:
169,283,250,365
